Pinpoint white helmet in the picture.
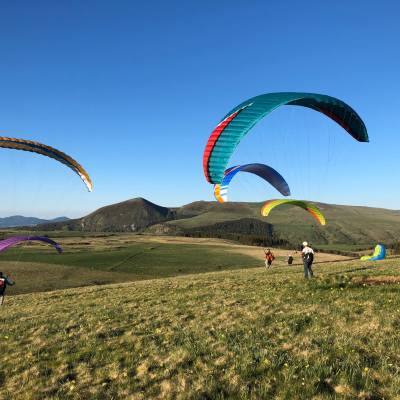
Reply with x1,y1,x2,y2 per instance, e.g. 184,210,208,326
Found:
302,241,308,247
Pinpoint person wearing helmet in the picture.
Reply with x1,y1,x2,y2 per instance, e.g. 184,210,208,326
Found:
301,242,314,279
0,272,15,306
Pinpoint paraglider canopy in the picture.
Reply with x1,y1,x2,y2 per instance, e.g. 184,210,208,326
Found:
0,137,93,191
261,199,326,226
360,244,386,261
203,92,368,184
214,163,290,203
0,236,63,254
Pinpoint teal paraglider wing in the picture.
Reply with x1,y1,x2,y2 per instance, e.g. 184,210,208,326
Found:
203,92,368,184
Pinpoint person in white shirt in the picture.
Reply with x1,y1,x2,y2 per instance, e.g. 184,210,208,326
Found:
301,242,314,279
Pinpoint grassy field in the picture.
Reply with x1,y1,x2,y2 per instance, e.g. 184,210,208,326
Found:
1,234,349,295
1,251,400,399
1,236,264,295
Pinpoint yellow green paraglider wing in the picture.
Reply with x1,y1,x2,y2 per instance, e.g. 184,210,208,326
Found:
261,199,326,226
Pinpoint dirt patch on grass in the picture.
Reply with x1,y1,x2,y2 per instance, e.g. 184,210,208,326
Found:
352,275,400,286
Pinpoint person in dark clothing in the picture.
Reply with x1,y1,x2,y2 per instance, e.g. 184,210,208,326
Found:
0,272,15,305
287,254,294,265
301,242,314,279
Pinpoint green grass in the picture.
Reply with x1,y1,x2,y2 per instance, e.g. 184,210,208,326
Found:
1,258,400,398
0,243,258,272
0,262,135,295
2,242,260,295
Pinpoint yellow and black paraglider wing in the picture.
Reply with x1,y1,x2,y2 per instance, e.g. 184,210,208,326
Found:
0,137,93,191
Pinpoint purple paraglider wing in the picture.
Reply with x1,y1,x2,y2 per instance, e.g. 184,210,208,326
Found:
0,236,63,253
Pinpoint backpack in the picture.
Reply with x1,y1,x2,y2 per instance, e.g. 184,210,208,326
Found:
305,252,314,263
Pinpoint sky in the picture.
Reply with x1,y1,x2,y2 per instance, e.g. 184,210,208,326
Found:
0,0,400,218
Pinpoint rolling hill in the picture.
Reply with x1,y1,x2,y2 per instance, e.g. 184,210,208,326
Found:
37,198,175,232
34,197,400,247
0,215,69,228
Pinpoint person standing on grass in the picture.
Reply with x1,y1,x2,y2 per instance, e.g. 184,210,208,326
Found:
0,272,15,306
264,248,275,268
302,242,314,279
287,253,294,265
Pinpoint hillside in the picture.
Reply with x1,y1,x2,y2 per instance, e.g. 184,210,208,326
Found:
2,258,400,398
38,198,175,232
35,198,400,246
0,215,68,228
167,201,400,246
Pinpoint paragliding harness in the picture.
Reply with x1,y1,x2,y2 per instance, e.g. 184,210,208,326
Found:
0,275,14,305
304,251,313,264
0,277,5,294
0,277,6,306
302,248,314,279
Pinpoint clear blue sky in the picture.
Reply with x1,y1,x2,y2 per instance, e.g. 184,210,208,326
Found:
0,0,399,218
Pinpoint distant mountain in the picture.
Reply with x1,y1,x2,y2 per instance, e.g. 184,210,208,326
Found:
0,215,69,228
37,198,176,232
33,197,400,246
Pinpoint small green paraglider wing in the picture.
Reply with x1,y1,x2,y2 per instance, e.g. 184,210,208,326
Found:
360,244,386,261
